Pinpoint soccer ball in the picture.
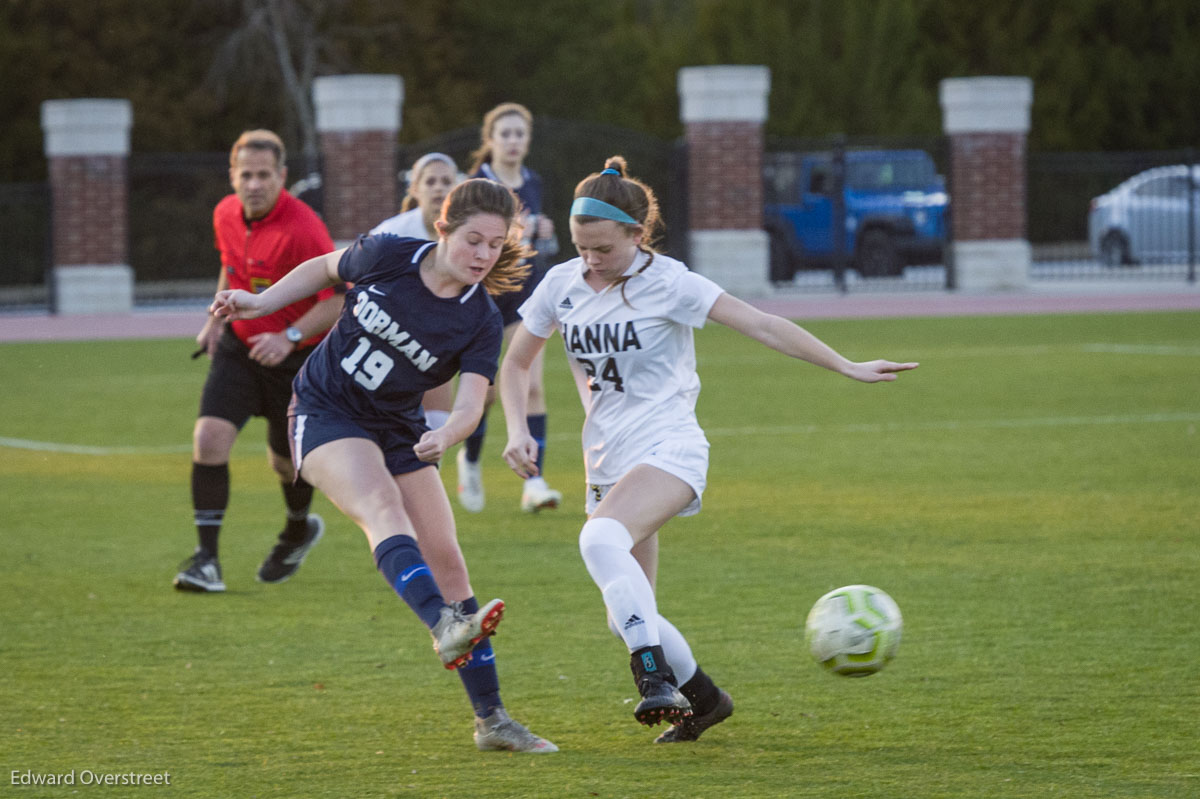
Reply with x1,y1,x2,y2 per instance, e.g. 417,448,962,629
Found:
805,585,902,677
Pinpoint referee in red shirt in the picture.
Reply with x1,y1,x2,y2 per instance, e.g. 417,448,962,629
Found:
174,129,342,593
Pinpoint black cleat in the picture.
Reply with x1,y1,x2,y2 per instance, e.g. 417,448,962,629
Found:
257,514,325,584
655,689,733,742
173,551,225,592
633,674,692,727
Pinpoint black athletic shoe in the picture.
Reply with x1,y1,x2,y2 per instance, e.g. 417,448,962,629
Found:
173,551,225,592
633,674,692,727
256,514,325,584
654,689,734,742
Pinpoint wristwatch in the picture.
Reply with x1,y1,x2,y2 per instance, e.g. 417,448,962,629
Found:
284,326,304,344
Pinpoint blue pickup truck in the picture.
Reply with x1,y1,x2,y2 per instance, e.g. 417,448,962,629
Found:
763,149,949,280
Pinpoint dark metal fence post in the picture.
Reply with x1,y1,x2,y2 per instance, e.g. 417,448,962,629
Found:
831,134,847,293
1188,147,1197,284
943,134,956,290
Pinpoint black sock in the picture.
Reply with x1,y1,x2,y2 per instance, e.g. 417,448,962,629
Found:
678,666,721,716
279,478,315,543
192,463,229,557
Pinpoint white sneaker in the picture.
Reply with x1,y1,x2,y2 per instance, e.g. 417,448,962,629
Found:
520,476,562,513
456,449,485,512
430,598,504,669
474,707,558,753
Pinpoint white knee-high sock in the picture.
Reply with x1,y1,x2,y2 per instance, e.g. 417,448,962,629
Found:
654,614,698,685
580,517,659,651
608,612,698,685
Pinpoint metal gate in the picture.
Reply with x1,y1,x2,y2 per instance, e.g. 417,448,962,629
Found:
0,181,51,309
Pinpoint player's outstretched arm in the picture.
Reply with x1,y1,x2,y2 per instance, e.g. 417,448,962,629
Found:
414,373,490,463
499,324,549,478
210,249,344,321
706,293,918,383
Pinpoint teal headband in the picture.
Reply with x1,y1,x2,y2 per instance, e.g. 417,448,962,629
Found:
570,196,638,225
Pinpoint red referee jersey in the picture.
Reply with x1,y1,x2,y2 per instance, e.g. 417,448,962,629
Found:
213,190,337,348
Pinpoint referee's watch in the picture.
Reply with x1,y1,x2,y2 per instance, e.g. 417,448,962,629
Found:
284,326,304,344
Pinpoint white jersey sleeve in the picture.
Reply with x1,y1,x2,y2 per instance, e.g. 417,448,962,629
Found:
518,261,575,339
370,208,429,238
664,271,724,328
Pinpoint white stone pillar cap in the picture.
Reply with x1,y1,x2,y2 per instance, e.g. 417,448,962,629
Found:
314,74,404,133
678,65,770,123
939,76,1033,134
41,99,132,156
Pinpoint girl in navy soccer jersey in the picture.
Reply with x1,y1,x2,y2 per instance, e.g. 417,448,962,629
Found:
370,152,461,434
499,157,918,742
457,102,563,515
209,178,557,754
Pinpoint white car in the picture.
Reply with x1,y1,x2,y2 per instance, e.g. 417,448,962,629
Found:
1087,164,1200,267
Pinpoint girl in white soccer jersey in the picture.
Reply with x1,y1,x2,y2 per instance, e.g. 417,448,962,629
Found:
210,178,556,754
499,157,918,742
371,151,458,240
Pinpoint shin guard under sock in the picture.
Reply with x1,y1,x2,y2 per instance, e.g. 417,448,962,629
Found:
373,535,445,629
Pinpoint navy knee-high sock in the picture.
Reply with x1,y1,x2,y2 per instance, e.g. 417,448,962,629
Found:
373,535,445,629
527,413,547,476
464,415,487,463
455,596,503,717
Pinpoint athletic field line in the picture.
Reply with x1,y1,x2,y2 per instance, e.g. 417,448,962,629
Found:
4,411,1198,456
692,411,1200,439
1081,343,1200,356
695,342,1200,366
0,437,192,455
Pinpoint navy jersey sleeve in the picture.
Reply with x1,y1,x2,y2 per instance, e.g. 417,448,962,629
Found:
338,234,426,285
517,170,544,217
458,312,504,382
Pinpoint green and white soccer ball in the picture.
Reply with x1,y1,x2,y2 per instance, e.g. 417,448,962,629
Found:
805,585,902,677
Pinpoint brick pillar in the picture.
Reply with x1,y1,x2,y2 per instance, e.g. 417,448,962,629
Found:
940,77,1033,291
313,75,403,245
40,99,134,313
678,66,771,298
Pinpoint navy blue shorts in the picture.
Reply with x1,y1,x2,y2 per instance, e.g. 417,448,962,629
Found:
288,410,433,477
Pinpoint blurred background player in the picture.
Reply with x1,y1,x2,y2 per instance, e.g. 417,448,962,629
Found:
459,102,561,514
209,178,556,753
500,157,918,741
371,152,460,433
174,129,342,593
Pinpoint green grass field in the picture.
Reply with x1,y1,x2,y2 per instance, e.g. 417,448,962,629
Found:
2,310,1198,798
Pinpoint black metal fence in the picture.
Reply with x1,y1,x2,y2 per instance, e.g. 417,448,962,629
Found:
0,182,51,307
128,152,232,305
396,116,689,263
1028,149,1198,283
3,136,1196,312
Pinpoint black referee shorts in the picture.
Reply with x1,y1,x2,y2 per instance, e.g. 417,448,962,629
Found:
198,326,313,458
